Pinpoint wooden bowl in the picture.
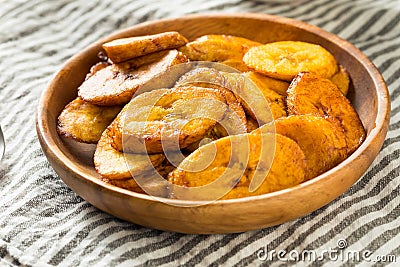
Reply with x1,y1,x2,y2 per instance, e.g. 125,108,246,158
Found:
36,13,390,234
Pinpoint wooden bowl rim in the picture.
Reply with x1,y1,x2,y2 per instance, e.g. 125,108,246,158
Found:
36,12,390,206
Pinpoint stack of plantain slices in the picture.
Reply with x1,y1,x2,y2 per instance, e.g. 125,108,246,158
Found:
57,31,365,200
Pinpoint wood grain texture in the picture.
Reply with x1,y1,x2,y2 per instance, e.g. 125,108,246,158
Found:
36,13,390,234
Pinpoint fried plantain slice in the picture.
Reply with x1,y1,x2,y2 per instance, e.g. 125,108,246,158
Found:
176,67,280,124
241,71,287,119
243,41,338,81
178,34,261,62
222,72,286,122
78,50,188,106
220,59,253,72
176,67,248,132
286,72,365,154
102,177,146,194
154,158,177,179
168,133,306,200
109,86,231,154
330,65,350,95
85,61,110,80
182,123,224,152
255,115,348,179
57,97,121,143
246,116,260,132
181,83,248,135
243,71,290,96
102,31,188,63
99,152,176,196
94,125,165,180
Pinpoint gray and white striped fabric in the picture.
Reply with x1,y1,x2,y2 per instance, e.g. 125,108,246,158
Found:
0,0,399,266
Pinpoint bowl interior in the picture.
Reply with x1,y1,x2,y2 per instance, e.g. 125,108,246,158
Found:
46,14,383,177
37,13,390,233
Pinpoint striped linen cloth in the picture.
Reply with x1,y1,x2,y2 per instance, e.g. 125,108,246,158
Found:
0,0,399,266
